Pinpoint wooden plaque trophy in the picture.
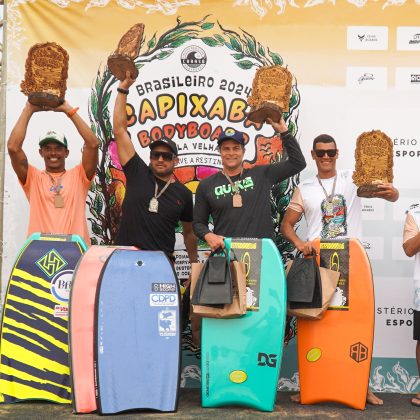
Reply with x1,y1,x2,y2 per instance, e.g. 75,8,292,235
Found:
20,42,69,107
107,23,144,80
352,130,394,198
246,65,293,123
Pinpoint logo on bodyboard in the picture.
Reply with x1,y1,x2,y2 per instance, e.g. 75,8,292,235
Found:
350,342,369,363
158,310,177,337
50,269,73,302
150,293,178,306
306,347,322,362
152,283,176,292
257,352,277,368
229,370,247,384
36,249,68,278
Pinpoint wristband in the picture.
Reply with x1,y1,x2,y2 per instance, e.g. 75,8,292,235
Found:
117,87,129,95
67,107,79,118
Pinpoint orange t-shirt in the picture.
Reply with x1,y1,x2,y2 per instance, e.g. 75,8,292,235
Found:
21,164,93,245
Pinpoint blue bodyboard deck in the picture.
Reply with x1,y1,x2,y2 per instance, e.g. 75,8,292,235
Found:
201,238,287,412
95,249,181,414
0,233,86,403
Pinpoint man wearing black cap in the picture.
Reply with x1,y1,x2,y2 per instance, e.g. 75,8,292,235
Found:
113,73,197,263
193,118,306,250
7,100,99,245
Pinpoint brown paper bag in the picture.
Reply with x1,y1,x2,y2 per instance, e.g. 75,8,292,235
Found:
286,261,340,320
190,260,247,318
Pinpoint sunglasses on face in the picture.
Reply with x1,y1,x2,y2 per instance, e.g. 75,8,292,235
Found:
150,151,175,161
314,149,337,158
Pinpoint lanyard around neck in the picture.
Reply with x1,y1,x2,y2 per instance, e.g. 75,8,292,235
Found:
316,174,337,201
222,167,244,194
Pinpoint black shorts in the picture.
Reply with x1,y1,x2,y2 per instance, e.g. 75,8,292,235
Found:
414,310,420,341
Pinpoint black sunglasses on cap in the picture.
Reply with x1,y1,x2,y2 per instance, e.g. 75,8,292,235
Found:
314,149,337,158
150,151,175,161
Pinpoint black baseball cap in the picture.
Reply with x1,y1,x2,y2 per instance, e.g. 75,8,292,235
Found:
149,138,178,156
217,128,245,146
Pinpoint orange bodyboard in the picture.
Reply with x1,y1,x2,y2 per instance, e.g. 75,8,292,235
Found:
297,238,374,410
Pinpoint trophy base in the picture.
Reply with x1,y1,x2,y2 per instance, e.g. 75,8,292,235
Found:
246,101,282,124
107,54,139,81
357,184,382,198
28,93,64,108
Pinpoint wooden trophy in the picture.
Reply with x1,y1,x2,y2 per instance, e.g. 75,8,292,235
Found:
352,130,394,198
107,23,144,80
246,65,293,124
20,42,69,107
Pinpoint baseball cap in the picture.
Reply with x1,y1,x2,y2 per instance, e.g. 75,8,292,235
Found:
149,138,178,156
38,130,68,149
217,128,245,146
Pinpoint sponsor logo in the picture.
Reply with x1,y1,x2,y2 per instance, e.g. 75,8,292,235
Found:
158,310,177,336
152,283,176,292
346,67,387,89
350,342,368,363
229,370,247,384
397,27,420,51
50,269,73,302
150,293,178,306
411,74,420,84
358,73,374,84
257,352,277,368
36,249,68,278
54,304,68,318
214,176,254,197
362,241,371,250
181,45,207,72
347,26,388,50
409,33,420,44
306,347,322,362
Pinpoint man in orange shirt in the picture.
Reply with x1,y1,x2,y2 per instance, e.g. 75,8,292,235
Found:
7,101,99,245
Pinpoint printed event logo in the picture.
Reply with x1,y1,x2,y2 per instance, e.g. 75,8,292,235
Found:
88,16,301,273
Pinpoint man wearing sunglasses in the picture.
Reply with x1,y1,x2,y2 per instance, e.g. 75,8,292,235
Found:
281,133,398,405
112,72,197,264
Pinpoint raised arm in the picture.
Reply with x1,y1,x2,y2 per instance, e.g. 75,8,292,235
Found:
113,72,137,166
52,100,99,179
265,117,306,183
7,102,40,184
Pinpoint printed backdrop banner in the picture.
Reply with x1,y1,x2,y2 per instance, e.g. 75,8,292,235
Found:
3,0,420,393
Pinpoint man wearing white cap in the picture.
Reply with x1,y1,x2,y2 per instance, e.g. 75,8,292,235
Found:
7,100,99,245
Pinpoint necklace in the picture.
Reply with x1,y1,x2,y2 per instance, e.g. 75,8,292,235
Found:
222,167,244,208
45,170,66,208
149,178,172,213
316,174,337,202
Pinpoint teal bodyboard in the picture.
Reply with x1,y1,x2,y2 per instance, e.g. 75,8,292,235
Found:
201,238,287,411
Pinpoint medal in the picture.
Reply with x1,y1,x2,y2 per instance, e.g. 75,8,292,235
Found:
233,193,242,208
149,197,159,213
46,170,66,208
54,194,64,208
148,178,172,213
222,168,244,209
